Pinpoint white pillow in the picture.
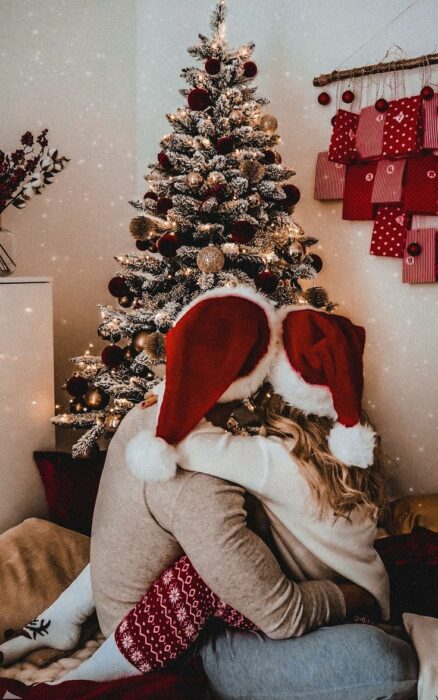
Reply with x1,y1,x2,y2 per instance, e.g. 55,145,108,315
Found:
403,612,438,700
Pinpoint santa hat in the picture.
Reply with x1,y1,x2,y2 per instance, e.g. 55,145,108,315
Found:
269,307,376,469
126,286,278,482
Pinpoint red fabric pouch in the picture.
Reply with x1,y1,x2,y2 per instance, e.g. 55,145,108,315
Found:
342,161,377,220
356,105,385,160
402,228,437,283
314,151,346,200
370,205,409,258
423,94,438,149
371,159,406,204
402,153,438,214
328,109,359,164
382,96,423,158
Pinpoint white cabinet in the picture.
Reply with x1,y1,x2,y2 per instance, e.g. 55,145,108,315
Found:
0,277,53,532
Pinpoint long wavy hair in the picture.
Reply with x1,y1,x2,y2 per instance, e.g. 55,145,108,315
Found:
257,387,386,521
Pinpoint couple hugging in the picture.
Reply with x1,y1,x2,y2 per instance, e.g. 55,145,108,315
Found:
0,286,417,699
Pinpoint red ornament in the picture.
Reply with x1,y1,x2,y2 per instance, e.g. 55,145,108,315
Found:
318,92,331,106
188,88,211,111
108,276,129,297
144,191,158,201
255,270,279,293
263,150,276,164
157,232,180,257
243,61,258,78
156,197,173,215
282,184,301,208
231,220,256,244
309,253,323,273
407,242,422,256
216,136,234,154
101,345,124,369
157,151,171,169
65,375,88,397
136,240,149,251
342,90,355,104
375,98,389,113
205,58,221,75
421,85,434,101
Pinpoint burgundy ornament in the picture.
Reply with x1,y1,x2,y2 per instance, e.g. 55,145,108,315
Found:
205,58,221,75
157,232,180,257
216,136,234,154
243,61,258,78
375,98,389,113
65,374,88,398
421,85,434,101
108,276,129,298
407,242,422,256
318,92,331,106
309,253,323,273
282,184,301,208
342,90,355,104
255,270,279,293
101,344,124,369
144,191,158,201
156,197,173,215
157,151,171,169
188,88,211,111
263,150,276,164
231,219,256,244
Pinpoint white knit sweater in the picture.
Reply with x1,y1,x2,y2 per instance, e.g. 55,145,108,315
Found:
177,419,390,620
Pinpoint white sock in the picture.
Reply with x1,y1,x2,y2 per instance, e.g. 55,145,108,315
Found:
52,633,139,684
0,564,95,666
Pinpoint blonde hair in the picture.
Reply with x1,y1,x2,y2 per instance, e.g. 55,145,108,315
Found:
258,388,386,521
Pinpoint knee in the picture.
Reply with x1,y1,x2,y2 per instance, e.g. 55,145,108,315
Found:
346,624,418,683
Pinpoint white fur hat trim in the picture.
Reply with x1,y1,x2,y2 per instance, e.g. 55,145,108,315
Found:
126,429,177,482
328,422,376,469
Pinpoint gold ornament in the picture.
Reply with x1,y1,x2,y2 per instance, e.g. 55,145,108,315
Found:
239,160,266,183
248,192,262,208
144,331,166,361
196,246,225,273
186,172,204,189
260,114,278,133
84,388,108,410
104,413,122,433
206,171,226,186
129,216,155,240
132,330,151,353
229,109,244,124
288,240,304,256
118,294,133,308
273,224,292,246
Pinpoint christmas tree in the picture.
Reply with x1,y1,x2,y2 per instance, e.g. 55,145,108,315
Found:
53,0,333,458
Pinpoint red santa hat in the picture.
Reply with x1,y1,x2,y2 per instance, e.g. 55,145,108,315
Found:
269,306,376,469
126,286,278,482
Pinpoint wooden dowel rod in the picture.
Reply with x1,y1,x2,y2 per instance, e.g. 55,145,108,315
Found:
313,52,438,87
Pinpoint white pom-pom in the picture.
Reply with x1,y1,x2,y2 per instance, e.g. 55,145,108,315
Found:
126,430,177,482
328,422,376,469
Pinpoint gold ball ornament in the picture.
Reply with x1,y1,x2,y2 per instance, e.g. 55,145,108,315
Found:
288,240,305,256
132,330,152,353
144,331,166,361
260,114,278,133
206,171,226,186
129,216,155,240
186,172,204,189
118,294,133,308
239,160,266,184
84,388,109,410
229,109,244,125
196,246,225,273
104,413,123,433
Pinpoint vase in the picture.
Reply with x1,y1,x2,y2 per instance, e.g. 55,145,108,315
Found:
0,214,17,276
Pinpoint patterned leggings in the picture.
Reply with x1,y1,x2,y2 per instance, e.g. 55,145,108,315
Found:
114,555,256,674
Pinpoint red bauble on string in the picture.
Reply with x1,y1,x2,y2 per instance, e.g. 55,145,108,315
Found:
216,136,234,154
421,85,434,101
157,232,180,257
243,61,258,78
156,197,173,215
188,88,211,111
157,151,171,169
136,240,149,251
231,220,256,244
101,345,124,369
407,242,422,256
144,191,158,201
108,276,129,297
66,374,88,398
263,150,276,164
342,90,355,104
282,184,301,208
205,58,221,75
309,253,323,273
375,98,389,113
255,270,279,293
318,92,331,106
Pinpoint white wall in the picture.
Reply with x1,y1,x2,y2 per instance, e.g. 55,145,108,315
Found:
1,1,437,496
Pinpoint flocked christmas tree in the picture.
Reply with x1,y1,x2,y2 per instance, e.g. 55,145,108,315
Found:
53,0,334,458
